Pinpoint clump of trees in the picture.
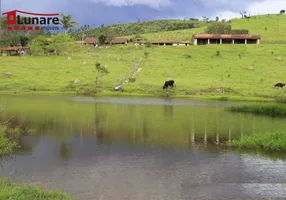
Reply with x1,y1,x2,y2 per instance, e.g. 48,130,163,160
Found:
205,22,249,34
0,13,78,48
205,22,232,34
98,34,106,45
70,19,202,40
30,34,75,55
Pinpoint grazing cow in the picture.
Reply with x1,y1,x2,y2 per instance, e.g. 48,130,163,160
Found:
274,83,285,88
163,80,176,89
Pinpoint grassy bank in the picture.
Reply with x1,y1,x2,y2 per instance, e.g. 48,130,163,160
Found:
227,104,286,117
229,130,286,151
0,177,74,200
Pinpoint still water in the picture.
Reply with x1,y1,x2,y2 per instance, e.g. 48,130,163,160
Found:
0,95,286,200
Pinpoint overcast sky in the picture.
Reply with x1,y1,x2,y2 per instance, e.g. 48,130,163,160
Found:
1,0,285,27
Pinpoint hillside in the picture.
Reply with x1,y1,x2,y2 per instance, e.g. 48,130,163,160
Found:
126,14,286,43
70,19,206,40
1,14,286,101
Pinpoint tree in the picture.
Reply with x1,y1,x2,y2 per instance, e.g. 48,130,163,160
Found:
19,36,30,46
95,62,109,84
59,13,78,34
280,10,285,14
216,16,219,21
98,34,106,45
105,29,116,44
205,22,232,34
202,16,209,22
239,11,247,18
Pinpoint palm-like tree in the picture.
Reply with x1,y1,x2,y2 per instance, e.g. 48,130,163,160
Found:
60,13,78,34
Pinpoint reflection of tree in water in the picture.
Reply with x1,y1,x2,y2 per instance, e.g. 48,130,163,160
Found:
17,135,40,154
59,140,72,161
142,118,148,144
164,105,173,119
94,103,113,147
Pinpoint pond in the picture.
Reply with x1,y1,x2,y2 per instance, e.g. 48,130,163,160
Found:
0,95,286,200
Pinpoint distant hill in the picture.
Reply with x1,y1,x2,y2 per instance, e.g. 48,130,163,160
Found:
127,14,286,44
70,19,207,40
72,14,286,44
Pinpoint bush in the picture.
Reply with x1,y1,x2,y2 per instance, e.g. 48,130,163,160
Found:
0,125,21,158
145,41,151,47
205,22,232,34
184,54,192,59
30,34,76,55
128,77,136,82
231,29,249,34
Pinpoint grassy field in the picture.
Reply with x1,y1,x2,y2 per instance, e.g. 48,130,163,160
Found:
0,177,74,200
0,43,286,101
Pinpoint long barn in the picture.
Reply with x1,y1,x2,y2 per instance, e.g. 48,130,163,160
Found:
192,34,261,45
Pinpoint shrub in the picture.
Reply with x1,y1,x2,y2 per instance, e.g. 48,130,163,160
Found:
205,22,232,34
231,29,249,34
145,41,151,47
128,77,136,82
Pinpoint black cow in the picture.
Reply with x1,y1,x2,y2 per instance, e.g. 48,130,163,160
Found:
163,80,176,89
274,83,285,88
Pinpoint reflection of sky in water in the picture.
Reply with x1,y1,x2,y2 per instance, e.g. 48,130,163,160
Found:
27,96,237,107
1,136,286,200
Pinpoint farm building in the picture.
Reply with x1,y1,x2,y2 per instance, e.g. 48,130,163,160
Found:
151,40,190,46
192,34,261,45
0,46,29,56
84,37,98,45
109,37,128,44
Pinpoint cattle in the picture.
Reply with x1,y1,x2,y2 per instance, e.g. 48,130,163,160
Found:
163,80,176,89
274,83,285,88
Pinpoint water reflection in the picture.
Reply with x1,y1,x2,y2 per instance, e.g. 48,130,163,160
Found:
59,141,72,161
0,96,286,199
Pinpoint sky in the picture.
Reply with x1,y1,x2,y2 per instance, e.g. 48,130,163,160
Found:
1,0,285,27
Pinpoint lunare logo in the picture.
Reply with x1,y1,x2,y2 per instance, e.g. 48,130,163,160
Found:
2,10,60,31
